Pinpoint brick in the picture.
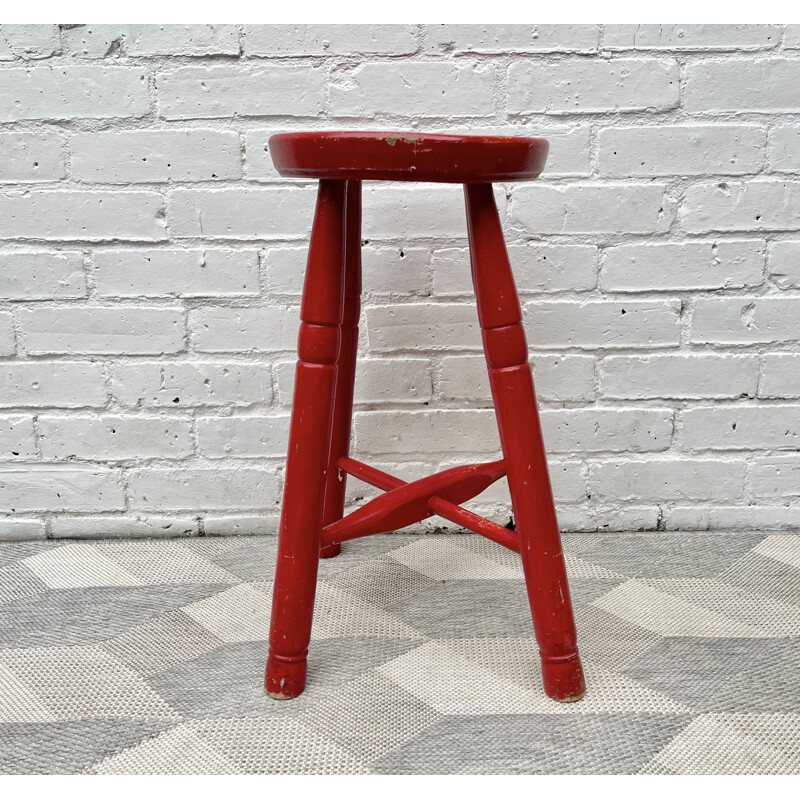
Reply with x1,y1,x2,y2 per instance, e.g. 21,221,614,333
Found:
541,460,586,504
682,405,800,451
557,505,660,533
512,183,675,235
276,358,433,405
681,180,800,233
0,191,166,241
685,59,800,112
0,415,36,460
429,24,598,53
438,354,595,403
355,409,500,456
750,456,800,499
0,361,107,408
666,505,800,531
196,415,290,458
244,128,285,182
362,184,505,239
366,304,481,353
263,244,313,295
0,465,125,511
110,361,270,408
330,63,495,118
0,251,86,299
0,313,14,356
244,24,418,56
50,515,199,539
604,24,780,50
525,126,590,177
128,466,279,511
541,408,673,453
601,355,759,400
168,187,316,240
19,306,185,355
786,26,800,49
601,240,764,291
354,358,433,404
598,125,765,177
691,297,800,345
524,300,681,350
590,458,745,501
93,248,259,297
190,306,298,353
761,354,800,399
0,130,65,182
364,246,430,296
433,244,597,295
64,24,239,57
0,66,149,121
508,58,678,114
0,25,58,60
770,124,800,172
37,415,193,461
0,517,46,541
158,65,325,120
71,130,241,184
202,515,277,536
768,241,800,288
266,245,429,297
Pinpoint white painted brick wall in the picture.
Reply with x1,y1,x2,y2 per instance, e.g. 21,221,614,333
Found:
0,130,65,182
243,25,419,57
92,249,259,298
507,58,679,114
0,252,86,299
71,130,242,184
0,66,150,121
2,24,800,540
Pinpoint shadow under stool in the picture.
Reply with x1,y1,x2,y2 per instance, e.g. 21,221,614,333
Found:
265,131,586,704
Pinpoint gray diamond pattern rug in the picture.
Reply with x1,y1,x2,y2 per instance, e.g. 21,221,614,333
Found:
0,532,798,774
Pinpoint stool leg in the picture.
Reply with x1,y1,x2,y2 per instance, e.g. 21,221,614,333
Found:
266,179,347,699
464,183,586,703
321,180,362,558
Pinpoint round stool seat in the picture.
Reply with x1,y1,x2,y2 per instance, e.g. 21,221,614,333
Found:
268,131,549,183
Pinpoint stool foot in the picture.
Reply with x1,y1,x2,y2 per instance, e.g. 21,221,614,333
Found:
541,651,586,703
320,542,341,559
265,653,307,700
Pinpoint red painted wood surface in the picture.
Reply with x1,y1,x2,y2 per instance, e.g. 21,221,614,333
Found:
269,131,549,183
266,132,585,705
320,180,362,559
323,459,506,542
465,182,585,702
265,179,346,700
335,457,520,553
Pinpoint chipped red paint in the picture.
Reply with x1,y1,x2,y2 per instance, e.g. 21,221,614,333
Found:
464,182,585,702
265,132,585,704
319,180,362,560
337,456,520,553
322,459,507,543
269,131,549,183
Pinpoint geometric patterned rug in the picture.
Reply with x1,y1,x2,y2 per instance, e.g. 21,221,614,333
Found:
1,532,798,774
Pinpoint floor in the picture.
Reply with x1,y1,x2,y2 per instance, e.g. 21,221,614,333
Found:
0,531,798,774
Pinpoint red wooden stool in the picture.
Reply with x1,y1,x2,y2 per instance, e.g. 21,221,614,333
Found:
265,132,586,703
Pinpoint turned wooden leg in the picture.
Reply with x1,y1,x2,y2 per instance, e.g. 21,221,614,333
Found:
464,183,585,703
266,179,346,700
320,180,362,559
